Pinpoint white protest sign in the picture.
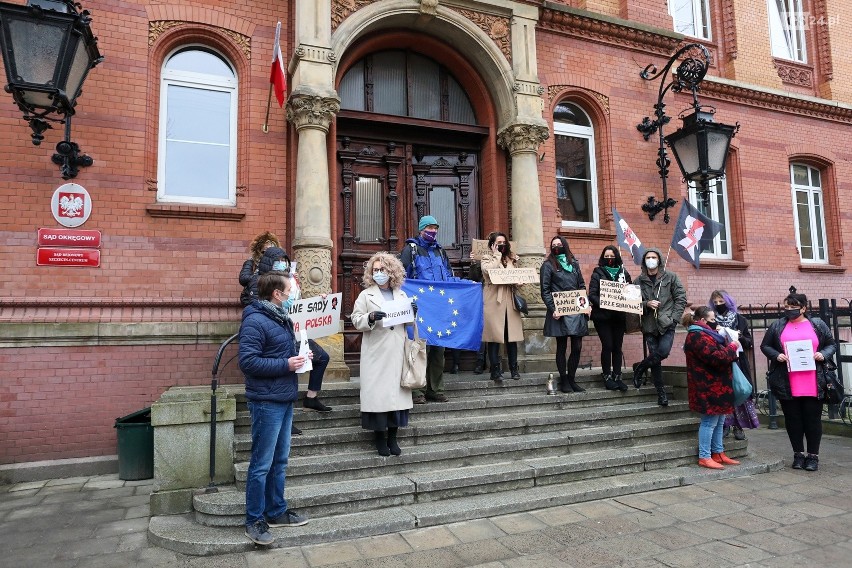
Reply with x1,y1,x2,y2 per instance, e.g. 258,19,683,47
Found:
382,298,415,327
599,281,643,315
295,330,313,374
286,293,343,339
471,238,517,258
552,290,591,316
486,267,538,285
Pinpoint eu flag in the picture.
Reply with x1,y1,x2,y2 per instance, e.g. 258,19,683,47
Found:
401,278,483,350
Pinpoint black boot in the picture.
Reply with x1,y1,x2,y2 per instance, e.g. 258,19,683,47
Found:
374,431,390,457
656,386,668,407
507,343,520,379
559,375,572,393
603,373,618,390
387,427,402,456
474,343,488,374
489,344,503,381
450,350,460,374
632,361,647,389
568,377,585,393
613,373,629,392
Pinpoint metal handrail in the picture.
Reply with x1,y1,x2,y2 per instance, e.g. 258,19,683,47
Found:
206,333,239,493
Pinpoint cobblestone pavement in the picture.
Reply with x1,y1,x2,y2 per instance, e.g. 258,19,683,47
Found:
1,427,850,567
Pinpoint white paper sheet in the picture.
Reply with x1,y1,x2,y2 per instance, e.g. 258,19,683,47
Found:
381,298,415,327
784,339,816,372
295,330,313,374
721,327,742,354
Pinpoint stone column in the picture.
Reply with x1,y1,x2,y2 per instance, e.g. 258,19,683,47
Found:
497,122,551,371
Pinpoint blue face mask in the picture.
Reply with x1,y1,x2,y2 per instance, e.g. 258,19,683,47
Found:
272,260,288,272
373,271,390,286
281,296,295,311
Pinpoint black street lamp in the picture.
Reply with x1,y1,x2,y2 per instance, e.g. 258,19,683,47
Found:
636,43,739,223
0,0,103,178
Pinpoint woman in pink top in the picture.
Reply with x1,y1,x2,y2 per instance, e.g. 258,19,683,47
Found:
760,292,836,472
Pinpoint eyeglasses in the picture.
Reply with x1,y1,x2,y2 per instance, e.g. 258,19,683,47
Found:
370,268,385,274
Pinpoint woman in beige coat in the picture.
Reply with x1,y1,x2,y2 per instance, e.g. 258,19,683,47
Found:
480,231,524,381
350,252,414,456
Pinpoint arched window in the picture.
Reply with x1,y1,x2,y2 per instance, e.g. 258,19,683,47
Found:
339,50,476,124
554,102,598,227
791,163,827,263
158,47,238,205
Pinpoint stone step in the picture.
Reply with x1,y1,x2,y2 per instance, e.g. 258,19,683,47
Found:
234,385,673,433
234,400,693,459
234,416,701,485
150,453,780,556
196,439,747,526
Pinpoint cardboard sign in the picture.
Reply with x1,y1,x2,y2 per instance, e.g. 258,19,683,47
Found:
486,267,538,284
552,290,591,316
471,238,517,258
382,298,415,327
599,281,643,315
286,293,343,339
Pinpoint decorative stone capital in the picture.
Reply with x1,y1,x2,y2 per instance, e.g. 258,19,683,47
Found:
292,246,333,299
514,254,545,306
286,94,341,133
497,123,549,155
419,0,439,16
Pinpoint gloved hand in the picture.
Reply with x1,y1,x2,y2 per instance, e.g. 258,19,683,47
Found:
369,311,387,323
410,300,418,315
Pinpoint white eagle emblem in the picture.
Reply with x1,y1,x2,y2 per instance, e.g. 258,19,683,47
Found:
59,194,84,217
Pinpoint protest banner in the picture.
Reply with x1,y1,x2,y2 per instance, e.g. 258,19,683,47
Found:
552,290,591,315
471,238,517,258
598,281,642,314
486,267,538,284
381,298,415,327
286,292,343,339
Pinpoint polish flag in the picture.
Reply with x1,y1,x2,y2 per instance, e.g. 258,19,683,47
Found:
270,22,286,107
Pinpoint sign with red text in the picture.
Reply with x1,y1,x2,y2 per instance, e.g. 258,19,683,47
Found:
50,183,92,227
552,290,591,316
38,228,101,248
37,248,101,267
286,293,343,339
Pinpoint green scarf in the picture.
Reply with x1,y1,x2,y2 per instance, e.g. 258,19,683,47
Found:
604,265,620,280
556,254,573,272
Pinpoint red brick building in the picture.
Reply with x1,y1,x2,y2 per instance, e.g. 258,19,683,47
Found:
1,0,850,466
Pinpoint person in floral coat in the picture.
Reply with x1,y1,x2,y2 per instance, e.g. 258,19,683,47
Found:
682,306,742,470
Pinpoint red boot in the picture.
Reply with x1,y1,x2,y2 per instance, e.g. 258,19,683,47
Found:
712,452,740,465
698,458,724,470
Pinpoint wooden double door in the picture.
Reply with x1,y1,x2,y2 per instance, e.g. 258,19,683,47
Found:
336,135,482,366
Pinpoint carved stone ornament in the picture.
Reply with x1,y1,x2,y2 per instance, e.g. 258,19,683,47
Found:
293,247,333,299
722,0,738,60
148,21,251,60
331,0,378,31
286,95,342,132
419,0,439,16
451,7,512,64
497,123,549,154
776,62,813,87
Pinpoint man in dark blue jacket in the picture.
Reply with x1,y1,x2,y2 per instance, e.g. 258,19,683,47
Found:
400,215,459,404
239,271,312,546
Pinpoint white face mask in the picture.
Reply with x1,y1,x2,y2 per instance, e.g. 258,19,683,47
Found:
645,258,659,270
373,271,389,286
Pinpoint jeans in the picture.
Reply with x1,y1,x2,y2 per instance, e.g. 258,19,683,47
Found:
245,400,293,526
698,413,726,459
643,326,676,387
307,339,330,392
779,397,823,454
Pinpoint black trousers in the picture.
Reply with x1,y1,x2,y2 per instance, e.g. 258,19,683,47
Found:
555,335,583,380
779,397,823,454
595,319,625,375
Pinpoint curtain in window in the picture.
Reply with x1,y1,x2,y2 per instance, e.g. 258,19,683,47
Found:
355,178,384,242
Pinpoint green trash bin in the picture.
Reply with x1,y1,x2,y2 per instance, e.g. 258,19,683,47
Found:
114,407,154,480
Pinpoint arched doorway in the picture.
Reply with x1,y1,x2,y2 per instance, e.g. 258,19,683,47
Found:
334,47,493,368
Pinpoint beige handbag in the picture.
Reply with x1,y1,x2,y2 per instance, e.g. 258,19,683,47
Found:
400,322,427,389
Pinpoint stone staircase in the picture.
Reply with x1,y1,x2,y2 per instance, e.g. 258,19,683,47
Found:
148,369,779,556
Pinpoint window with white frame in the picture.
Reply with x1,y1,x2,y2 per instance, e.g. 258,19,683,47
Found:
687,178,731,259
554,102,598,228
670,0,712,39
767,0,807,62
791,164,828,263
158,47,238,205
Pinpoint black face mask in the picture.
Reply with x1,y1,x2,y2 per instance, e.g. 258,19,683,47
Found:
496,243,506,253
551,246,564,255
706,320,718,330
784,308,803,321
714,303,728,315
604,258,616,267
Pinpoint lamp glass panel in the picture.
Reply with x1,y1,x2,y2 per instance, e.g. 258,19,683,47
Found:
8,17,67,86
670,132,700,176
64,36,91,103
705,128,732,172
20,91,55,107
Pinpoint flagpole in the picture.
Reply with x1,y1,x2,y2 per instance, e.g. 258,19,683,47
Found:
262,22,282,134
262,83,273,133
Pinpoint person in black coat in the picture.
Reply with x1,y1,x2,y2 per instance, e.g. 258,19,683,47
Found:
588,245,631,392
709,290,759,440
239,232,281,306
540,236,588,393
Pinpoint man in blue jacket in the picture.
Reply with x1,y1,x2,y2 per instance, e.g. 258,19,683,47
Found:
239,271,312,546
400,215,459,404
